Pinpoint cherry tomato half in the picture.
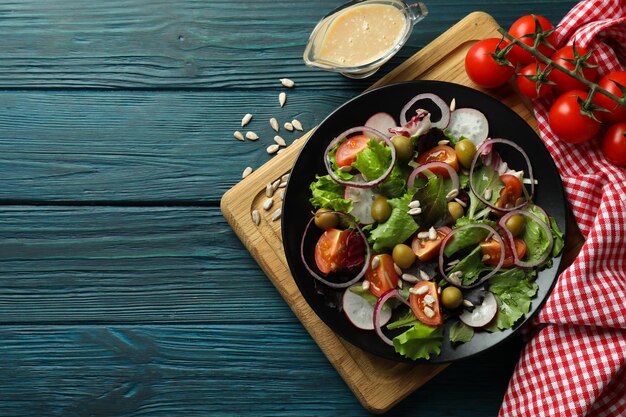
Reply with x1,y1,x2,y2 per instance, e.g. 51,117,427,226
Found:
508,15,557,65
517,63,553,99
409,281,443,326
335,135,370,168
548,45,598,95
314,228,349,274
416,145,459,175
411,226,452,262
602,122,626,167
480,237,527,268
548,90,601,144
593,71,626,124
365,254,399,298
465,38,517,89
495,174,523,211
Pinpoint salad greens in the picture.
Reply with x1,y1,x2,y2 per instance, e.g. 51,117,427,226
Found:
485,268,539,332
392,322,444,360
309,175,353,213
369,190,418,253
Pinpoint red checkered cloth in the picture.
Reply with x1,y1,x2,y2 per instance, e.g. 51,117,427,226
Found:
500,1,626,416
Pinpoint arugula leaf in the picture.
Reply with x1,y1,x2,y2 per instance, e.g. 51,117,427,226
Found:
485,268,538,331
443,217,496,257
412,171,452,228
328,142,353,181
468,165,504,219
393,323,444,360
309,175,352,213
386,309,419,330
449,321,474,344
369,190,419,253
450,245,491,285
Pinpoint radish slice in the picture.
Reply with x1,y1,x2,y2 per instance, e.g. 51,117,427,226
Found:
373,289,410,346
499,209,554,268
344,176,377,225
343,286,391,330
400,93,450,129
459,291,498,328
407,162,460,191
446,108,489,147
364,112,397,138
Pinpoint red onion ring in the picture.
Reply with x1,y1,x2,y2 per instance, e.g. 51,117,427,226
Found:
324,126,397,189
469,138,535,213
300,211,370,289
499,210,554,268
407,162,460,190
400,93,450,129
373,289,410,346
438,224,505,288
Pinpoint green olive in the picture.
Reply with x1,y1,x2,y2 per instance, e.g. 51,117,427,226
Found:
505,214,526,237
447,201,464,222
441,286,463,309
371,196,392,223
455,139,477,169
392,243,416,269
314,208,339,230
391,135,414,162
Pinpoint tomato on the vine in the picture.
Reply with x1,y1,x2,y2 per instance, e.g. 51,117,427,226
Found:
465,38,517,88
593,71,626,124
517,62,553,99
549,45,598,95
508,15,557,65
602,122,626,167
548,90,601,144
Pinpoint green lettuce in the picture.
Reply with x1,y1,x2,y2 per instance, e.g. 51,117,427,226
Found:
386,309,419,330
467,164,504,219
377,164,409,199
550,216,565,257
352,139,389,182
485,268,538,331
369,190,419,253
449,321,474,344
449,245,492,286
309,175,352,213
412,171,452,228
393,323,444,360
522,205,564,265
443,217,496,257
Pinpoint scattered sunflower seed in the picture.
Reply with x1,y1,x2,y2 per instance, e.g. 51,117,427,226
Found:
484,188,492,200
428,226,437,241
397,279,403,289
242,166,253,179
423,294,436,306
265,183,274,198
284,122,294,131
417,231,430,239
450,98,457,112
262,198,274,211
408,207,422,216
393,263,402,275
447,259,460,267
408,200,420,209
419,270,430,281
280,78,295,88
362,280,371,290
274,135,286,147
291,119,303,131
482,254,491,262
271,208,282,221
523,178,539,185
438,139,450,146
233,131,244,141
281,173,290,182
438,286,442,295
447,272,462,286
267,144,280,155
246,131,259,141
423,306,435,318
251,209,260,226
270,117,279,132
279,190,285,201
277,148,286,154
339,166,352,172
371,256,380,269
278,181,288,188
446,188,459,200
241,113,253,127
272,179,281,191
454,197,467,208
279,92,286,107
402,273,419,283
415,285,429,295
463,299,474,308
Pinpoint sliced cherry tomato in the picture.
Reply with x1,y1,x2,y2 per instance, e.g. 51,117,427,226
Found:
548,45,598,95
480,237,527,268
508,15,557,65
411,226,452,262
416,145,459,175
602,122,626,167
335,135,370,168
409,281,443,326
465,38,517,89
548,90,601,144
314,228,349,274
517,63,553,99
494,174,523,211
365,254,399,298
593,71,626,124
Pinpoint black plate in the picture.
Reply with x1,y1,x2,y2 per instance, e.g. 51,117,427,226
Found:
282,80,568,363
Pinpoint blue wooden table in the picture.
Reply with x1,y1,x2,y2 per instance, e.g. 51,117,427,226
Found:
0,1,577,415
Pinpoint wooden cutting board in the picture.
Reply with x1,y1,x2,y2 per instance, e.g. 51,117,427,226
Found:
221,12,537,413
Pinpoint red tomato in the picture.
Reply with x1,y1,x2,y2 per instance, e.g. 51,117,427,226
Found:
480,237,527,268
548,90,601,144
549,45,598,95
335,135,370,168
314,228,348,274
411,226,452,262
508,15,557,65
409,281,443,326
495,174,523,210
365,254,399,298
465,38,517,89
517,63,553,99
593,71,626,124
602,122,626,167
415,145,459,175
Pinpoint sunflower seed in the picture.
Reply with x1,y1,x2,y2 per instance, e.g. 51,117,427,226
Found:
246,131,259,141
408,287,420,295
272,179,281,191
423,306,435,318
242,166,253,179
279,190,285,201
416,285,429,295
251,209,261,226
339,166,352,172
277,148,286,154
284,122,294,131
523,178,539,185
278,181,288,188
241,113,253,127
428,226,437,241
271,208,282,221
362,280,370,290
371,256,380,269
484,188,492,200
419,270,430,281
269,117,279,132
454,197,467,208
408,207,422,216
262,198,274,211
281,173,290,182
447,259,460,267
274,135,286,147
402,273,419,283
463,299,474,308
393,263,402,275
438,139,450,146
417,231,430,239
280,78,295,88
279,92,286,107
423,294,436,306
408,200,420,209
233,131,244,141
447,272,462,286
267,144,280,155
450,98,456,112
446,188,459,200
397,279,403,289
291,119,303,131
265,183,274,198
438,286,442,295
482,254,491,262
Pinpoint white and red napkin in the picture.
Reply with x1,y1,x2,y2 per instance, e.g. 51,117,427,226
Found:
500,1,626,416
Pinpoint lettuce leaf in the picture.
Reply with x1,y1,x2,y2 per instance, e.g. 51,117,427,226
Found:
449,245,491,286
386,309,419,330
467,164,504,219
449,321,474,344
550,216,565,257
377,163,409,199
412,171,452,228
443,217,496,257
393,322,444,360
485,268,538,331
352,139,389,182
369,190,419,253
309,175,352,213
